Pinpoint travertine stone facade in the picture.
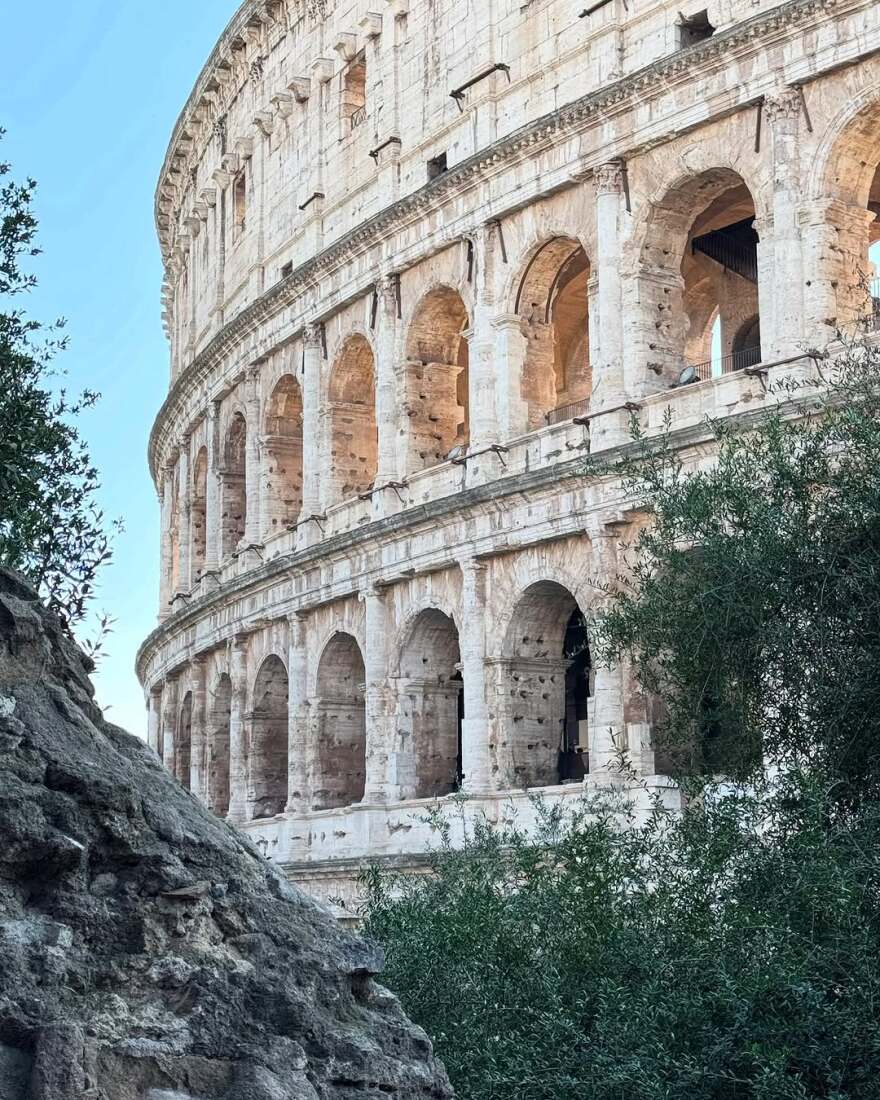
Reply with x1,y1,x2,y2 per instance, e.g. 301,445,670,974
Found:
139,0,880,913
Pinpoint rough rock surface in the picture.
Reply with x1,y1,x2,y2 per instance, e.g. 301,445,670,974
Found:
0,568,452,1100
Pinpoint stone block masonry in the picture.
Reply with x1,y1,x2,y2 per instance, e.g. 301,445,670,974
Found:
140,0,880,911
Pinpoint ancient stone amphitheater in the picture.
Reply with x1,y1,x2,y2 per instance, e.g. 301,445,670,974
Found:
138,0,880,912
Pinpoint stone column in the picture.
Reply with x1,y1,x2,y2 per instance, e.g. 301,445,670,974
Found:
190,656,209,804
374,275,402,489
160,674,179,775
764,88,804,360
227,635,250,823
286,612,310,813
593,162,627,446
158,470,174,621
244,367,263,547
298,324,323,547
177,442,192,593
492,313,529,440
147,688,162,755
362,584,396,801
466,224,500,453
589,664,624,777
204,400,222,573
459,558,491,794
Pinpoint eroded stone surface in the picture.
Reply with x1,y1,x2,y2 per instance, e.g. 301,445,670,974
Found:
0,568,451,1100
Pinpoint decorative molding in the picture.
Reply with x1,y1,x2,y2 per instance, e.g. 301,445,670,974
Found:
311,57,336,84
359,12,383,38
333,32,359,62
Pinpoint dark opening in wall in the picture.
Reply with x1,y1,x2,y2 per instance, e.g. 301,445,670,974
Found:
343,51,367,131
428,152,448,181
677,9,715,48
280,261,293,280
233,170,247,235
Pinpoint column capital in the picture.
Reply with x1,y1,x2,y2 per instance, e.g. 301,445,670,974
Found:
376,273,400,318
595,160,625,196
302,322,323,351
763,87,801,125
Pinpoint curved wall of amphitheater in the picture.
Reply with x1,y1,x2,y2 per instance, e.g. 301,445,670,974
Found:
139,0,880,913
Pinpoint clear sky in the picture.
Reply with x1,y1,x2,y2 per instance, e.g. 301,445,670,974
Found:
1,3,238,736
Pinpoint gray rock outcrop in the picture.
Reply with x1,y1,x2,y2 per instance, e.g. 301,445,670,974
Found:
0,568,452,1100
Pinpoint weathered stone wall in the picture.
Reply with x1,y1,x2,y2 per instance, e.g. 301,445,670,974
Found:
141,0,880,909
0,567,451,1097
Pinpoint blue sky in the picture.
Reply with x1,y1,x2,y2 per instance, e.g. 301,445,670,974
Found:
2,3,237,735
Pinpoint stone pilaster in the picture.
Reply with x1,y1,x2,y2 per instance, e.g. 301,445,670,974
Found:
160,674,179,775
593,162,628,448
374,276,401,489
459,558,491,794
764,88,804,359
244,367,263,547
204,400,222,573
227,635,250,823
177,441,192,593
362,584,396,801
158,474,173,622
492,313,529,441
466,224,500,454
286,612,310,813
298,324,323,547
147,688,162,755
190,656,209,804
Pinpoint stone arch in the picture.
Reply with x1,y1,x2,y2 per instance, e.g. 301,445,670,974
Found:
220,411,247,558
313,633,366,810
191,446,208,579
637,166,762,381
403,285,470,472
176,691,193,791
808,85,880,332
208,673,231,817
395,607,463,799
731,314,762,370
326,334,378,505
248,654,288,820
513,236,591,427
263,375,303,535
495,581,591,790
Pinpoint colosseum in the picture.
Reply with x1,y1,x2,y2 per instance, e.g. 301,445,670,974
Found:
138,0,880,912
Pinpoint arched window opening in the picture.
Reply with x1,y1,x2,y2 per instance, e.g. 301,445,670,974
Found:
397,609,463,799
731,315,762,371
516,239,591,428
263,376,304,535
328,336,378,505
249,656,289,820
191,447,208,579
221,413,247,559
176,692,193,792
313,634,367,810
497,581,591,789
681,177,761,379
643,170,761,384
404,287,470,472
209,674,232,817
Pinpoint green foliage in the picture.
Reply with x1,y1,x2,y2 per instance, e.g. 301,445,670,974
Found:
594,348,880,798
362,347,880,1098
0,133,116,629
364,779,880,1099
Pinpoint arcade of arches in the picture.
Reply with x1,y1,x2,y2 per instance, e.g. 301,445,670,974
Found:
152,574,620,825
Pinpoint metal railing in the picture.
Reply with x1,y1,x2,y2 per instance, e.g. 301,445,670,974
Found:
689,345,762,382
350,105,367,130
545,398,590,426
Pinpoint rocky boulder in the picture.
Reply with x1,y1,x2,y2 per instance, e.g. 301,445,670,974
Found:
0,568,452,1100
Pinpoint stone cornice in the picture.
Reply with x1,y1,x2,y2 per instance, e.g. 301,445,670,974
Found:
149,0,846,484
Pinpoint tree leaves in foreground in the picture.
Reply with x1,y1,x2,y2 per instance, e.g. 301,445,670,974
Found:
362,345,880,1099
0,134,115,629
